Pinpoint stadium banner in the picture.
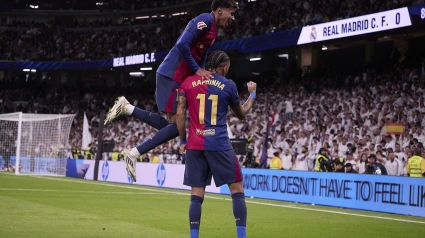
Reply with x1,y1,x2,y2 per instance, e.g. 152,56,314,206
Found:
1,156,31,173
408,4,425,25
220,169,425,218
66,159,95,179
1,156,67,175
297,7,412,45
113,52,157,67
66,159,220,193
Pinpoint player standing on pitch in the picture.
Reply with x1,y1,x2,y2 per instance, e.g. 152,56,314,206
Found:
176,51,256,238
103,0,238,181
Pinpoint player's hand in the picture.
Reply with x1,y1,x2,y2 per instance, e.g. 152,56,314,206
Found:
180,144,186,155
247,81,257,93
196,68,213,80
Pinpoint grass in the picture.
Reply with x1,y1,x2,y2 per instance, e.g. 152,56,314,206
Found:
0,173,424,238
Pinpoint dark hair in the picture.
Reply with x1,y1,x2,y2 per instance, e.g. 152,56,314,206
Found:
319,148,326,155
414,148,422,156
360,154,367,163
211,0,238,11
205,50,230,70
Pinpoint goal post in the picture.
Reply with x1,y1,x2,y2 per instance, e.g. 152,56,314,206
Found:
16,112,23,176
0,112,75,176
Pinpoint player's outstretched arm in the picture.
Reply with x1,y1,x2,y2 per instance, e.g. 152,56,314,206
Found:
231,81,257,120
176,95,188,154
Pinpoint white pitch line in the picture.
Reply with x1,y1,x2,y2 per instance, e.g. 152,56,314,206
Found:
0,188,163,195
32,176,224,199
32,176,425,225
225,199,425,224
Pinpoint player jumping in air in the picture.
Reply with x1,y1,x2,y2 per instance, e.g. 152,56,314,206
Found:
176,50,256,238
103,0,238,181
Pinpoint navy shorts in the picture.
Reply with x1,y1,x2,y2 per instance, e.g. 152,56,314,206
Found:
184,150,243,187
155,73,180,113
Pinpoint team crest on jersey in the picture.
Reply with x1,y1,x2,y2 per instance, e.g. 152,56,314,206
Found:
197,21,207,30
310,26,317,42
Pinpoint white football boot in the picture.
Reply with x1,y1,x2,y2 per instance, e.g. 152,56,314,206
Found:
122,149,137,182
104,96,130,125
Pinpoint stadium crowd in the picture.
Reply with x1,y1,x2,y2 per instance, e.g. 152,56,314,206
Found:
0,15,191,61
7,0,201,11
1,56,425,175
1,0,425,61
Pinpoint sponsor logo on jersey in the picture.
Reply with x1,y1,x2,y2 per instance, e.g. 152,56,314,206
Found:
196,129,216,136
197,21,207,30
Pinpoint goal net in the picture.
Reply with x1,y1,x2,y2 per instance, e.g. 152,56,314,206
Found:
0,112,75,176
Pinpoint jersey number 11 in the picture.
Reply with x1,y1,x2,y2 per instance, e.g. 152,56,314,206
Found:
196,93,218,125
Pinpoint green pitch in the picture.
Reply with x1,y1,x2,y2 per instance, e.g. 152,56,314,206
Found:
0,173,424,238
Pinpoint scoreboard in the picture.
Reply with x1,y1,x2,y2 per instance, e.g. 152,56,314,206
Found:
409,4,425,25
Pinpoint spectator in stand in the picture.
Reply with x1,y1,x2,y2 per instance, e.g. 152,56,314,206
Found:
269,152,283,170
357,153,368,174
284,100,293,119
315,148,332,172
364,154,388,175
345,163,358,173
407,148,425,177
294,146,309,171
385,151,402,176
333,159,345,173
281,149,293,170
345,151,357,171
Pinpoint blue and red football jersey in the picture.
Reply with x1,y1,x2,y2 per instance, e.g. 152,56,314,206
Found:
157,13,218,84
178,73,240,151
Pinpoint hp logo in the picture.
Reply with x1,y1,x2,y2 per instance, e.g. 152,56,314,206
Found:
156,164,166,187
421,8,425,19
101,161,109,181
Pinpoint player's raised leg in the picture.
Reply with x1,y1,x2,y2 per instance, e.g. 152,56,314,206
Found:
104,96,169,130
123,73,180,181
